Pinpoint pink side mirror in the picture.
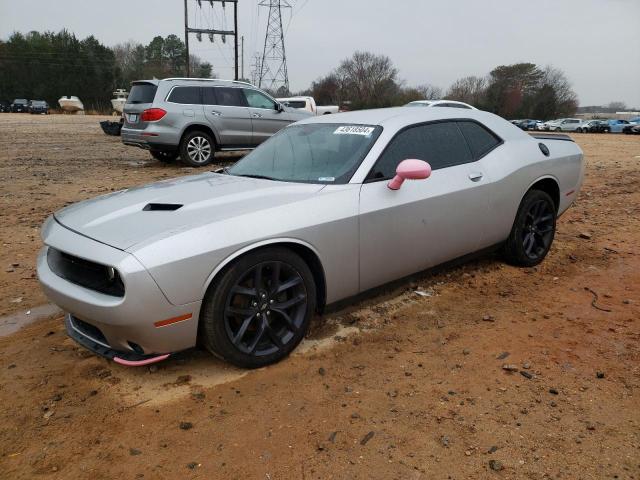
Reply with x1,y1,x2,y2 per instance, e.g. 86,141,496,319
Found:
387,159,432,190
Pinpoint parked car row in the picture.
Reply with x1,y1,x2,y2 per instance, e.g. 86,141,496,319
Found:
511,117,640,133
0,99,50,114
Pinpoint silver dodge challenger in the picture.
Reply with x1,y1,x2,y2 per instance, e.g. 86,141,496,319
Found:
37,107,584,368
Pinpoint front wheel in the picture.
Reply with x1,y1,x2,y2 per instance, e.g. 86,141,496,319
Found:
180,130,215,167
199,247,316,368
503,190,557,267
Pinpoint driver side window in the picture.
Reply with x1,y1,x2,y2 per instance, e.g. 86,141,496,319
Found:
366,122,473,181
243,89,277,110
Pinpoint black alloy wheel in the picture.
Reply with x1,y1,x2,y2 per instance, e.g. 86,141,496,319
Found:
504,189,557,267
223,261,307,356
521,199,555,261
200,248,316,368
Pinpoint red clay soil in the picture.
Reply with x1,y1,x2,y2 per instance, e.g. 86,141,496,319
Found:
0,115,638,479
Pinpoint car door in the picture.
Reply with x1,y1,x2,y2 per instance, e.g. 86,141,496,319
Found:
243,88,292,145
614,120,629,133
202,87,252,147
358,121,492,292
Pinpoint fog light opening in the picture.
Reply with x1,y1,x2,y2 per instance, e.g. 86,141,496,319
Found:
127,341,145,355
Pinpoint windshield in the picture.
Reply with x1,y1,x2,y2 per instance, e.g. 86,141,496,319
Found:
228,123,382,184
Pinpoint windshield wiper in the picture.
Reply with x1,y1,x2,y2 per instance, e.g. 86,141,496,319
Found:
234,174,277,181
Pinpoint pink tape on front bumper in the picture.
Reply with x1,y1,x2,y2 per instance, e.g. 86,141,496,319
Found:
113,354,170,367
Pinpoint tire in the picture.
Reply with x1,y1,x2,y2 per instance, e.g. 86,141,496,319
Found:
179,130,215,167
503,189,557,267
150,150,179,163
554,127,562,132
199,247,316,368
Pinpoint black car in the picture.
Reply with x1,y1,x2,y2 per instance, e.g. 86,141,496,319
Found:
11,99,29,113
578,120,610,133
29,100,50,114
514,119,541,131
0,100,11,113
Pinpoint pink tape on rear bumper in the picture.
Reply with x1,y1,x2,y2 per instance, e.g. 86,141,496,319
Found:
113,354,170,367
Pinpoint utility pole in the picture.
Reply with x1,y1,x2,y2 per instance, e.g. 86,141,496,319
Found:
184,0,190,76
258,0,290,94
241,35,245,80
183,0,240,79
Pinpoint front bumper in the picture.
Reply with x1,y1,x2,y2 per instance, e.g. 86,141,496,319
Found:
66,314,170,365
37,217,201,357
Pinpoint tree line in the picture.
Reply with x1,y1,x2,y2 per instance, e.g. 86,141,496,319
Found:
0,30,212,111
1,31,580,119
303,52,579,120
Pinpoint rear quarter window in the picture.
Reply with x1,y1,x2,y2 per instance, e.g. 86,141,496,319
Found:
167,86,202,104
128,84,158,104
456,121,502,159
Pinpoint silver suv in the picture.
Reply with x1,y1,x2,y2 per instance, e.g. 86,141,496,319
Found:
121,78,312,166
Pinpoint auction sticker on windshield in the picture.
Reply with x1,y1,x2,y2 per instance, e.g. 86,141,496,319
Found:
334,126,375,136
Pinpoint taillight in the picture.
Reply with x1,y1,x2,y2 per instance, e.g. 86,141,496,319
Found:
141,108,166,122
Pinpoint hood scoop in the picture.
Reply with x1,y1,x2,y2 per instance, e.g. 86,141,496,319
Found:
143,203,183,212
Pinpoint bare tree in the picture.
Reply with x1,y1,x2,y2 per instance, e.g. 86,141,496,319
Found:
445,76,487,106
415,84,443,100
607,101,627,111
335,51,399,109
393,83,442,105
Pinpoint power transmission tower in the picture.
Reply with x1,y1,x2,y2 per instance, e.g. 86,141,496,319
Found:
183,0,239,79
258,0,291,94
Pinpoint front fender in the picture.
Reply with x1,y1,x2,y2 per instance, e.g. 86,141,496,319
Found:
199,237,325,299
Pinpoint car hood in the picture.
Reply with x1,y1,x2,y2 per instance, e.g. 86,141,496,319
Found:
54,173,325,250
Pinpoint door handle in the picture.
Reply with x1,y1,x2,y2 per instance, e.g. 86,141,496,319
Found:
252,113,263,118
468,172,484,182
210,110,222,116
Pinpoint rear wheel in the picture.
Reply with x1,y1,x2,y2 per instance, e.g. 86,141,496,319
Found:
199,248,316,368
180,130,215,167
503,190,556,267
150,150,179,163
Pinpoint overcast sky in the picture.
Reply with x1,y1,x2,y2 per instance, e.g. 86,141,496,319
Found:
1,0,639,107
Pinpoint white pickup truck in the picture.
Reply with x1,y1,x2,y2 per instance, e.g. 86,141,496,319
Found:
277,96,339,116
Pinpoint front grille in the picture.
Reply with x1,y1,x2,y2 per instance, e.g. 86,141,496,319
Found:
47,248,125,297
71,316,109,346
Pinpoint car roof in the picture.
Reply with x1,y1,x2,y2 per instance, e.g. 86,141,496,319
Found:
133,78,255,88
296,106,524,140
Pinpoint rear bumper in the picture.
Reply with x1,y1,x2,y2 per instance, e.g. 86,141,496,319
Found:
121,127,179,152
37,217,201,356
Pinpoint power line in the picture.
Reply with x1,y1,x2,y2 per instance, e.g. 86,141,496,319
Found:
183,0,239,78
